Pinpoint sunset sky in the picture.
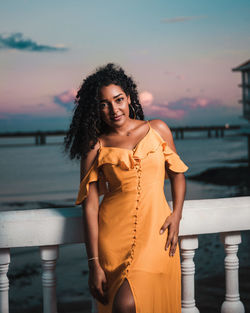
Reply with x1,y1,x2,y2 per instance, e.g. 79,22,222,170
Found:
0,0,250,131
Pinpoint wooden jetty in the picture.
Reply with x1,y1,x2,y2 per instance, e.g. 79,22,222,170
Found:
0,125,242,145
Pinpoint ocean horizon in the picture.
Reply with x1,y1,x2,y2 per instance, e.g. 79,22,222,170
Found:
0,130,248,210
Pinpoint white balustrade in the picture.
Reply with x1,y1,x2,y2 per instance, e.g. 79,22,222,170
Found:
40,246,59,313
180,235,199,313
0,249,10,313
220,232,245,313
91,297,98,313
0,196,249,313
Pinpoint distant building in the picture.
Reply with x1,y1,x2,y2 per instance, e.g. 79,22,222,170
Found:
232,59,250,121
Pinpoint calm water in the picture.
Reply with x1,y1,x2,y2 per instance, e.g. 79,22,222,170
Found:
1,133,249,302
0,133,248,211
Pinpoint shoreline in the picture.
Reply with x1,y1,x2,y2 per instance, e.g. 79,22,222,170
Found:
188,164,250,194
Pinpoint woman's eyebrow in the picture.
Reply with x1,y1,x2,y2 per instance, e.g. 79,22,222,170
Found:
100,93,123,102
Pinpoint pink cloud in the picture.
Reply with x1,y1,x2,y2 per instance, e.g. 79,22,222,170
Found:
141,96,223,120
139,91,154,107
56,88,77,104
144,105,185,119
53,88,77,112
167,97,221,111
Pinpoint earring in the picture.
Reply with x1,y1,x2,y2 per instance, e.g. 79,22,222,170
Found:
129,103,136,119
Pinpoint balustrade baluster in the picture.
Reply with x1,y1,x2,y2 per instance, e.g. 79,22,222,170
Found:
180,235,199,313
220,232,245,313
40,245,59,313
0,249,10,313
91,297,98,313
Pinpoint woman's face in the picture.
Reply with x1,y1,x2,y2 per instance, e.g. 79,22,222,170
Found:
99,84,131,127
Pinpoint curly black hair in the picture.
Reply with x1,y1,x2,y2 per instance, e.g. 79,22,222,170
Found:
63,63,144,160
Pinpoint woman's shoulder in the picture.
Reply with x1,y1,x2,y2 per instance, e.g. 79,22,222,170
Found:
80,141,100,180
148,119,176,151
148,119,172,137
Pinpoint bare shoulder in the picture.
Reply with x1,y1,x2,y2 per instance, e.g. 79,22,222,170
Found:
80,141,100,181
148,119,176,152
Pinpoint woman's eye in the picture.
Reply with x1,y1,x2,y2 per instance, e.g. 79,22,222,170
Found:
117,97,124,103
100,102,108,108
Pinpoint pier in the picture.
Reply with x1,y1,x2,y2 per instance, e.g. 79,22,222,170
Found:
0,125,242,145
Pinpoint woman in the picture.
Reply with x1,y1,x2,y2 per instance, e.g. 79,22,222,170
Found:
64,63,188,313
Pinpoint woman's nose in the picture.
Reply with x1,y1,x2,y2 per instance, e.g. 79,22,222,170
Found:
109,101,118,114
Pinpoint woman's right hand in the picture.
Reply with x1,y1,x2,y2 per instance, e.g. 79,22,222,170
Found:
88,262,108,305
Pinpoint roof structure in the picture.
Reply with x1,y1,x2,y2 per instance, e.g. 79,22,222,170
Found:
232,59,250,72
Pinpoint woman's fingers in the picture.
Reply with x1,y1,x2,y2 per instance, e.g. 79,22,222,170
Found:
160,214,180,256
88,265,109,304
89,277,108,305
168,234,178,257
161,221,178,256
165,232,178,256
159,217,170,234
165,231,173,251
90,285,108,305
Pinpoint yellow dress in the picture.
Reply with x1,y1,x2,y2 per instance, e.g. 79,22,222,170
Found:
75,121,188,313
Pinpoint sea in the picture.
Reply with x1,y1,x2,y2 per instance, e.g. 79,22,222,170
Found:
0,131,249,310
0,130,248,209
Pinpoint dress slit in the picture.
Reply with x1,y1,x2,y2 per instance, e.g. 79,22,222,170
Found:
111,277,137,313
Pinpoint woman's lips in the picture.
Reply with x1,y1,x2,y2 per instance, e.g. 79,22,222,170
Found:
111,114,123,121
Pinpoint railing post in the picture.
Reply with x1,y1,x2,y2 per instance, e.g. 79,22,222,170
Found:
0,249,10,313
91,297,98,313
179,235,199,313
220,231,245,313
40,245,59,313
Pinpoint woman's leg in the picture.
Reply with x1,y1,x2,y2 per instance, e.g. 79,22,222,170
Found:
112,278,136,313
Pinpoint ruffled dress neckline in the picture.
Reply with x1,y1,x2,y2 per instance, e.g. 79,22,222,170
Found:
99,120,151,154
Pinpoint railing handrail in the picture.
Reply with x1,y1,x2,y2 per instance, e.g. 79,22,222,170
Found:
0,196,249,249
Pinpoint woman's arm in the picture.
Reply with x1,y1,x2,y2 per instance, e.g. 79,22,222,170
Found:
150,119,187,257
80,143,108,304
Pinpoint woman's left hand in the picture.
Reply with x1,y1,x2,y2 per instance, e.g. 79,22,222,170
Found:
159,212,181,257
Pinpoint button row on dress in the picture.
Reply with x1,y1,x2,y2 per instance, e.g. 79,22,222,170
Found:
125,160,141,276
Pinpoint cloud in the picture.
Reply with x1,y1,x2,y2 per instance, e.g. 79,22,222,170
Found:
0,32,68,52
161,16,206,24
54,88,77,111
143,103,185,120
141,96,226,121
166,97,221,111
139,91,154,107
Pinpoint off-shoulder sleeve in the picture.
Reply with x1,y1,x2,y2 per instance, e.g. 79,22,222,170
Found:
75,157,107,205
162,142,189,179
